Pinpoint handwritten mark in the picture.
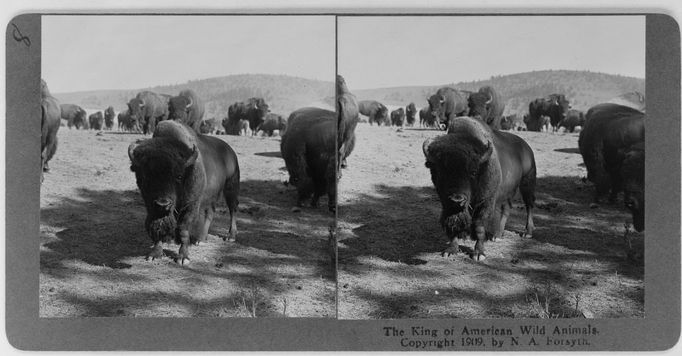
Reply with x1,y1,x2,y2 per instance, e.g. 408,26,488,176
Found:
11,23,31,48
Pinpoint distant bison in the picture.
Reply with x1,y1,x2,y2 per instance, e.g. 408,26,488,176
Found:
558,109,585,133
405,103,417,126
60,103,87,130
467,86,505,130
578,103,645,206
527,94,570,132
281,108,338,212
128,121,240,264
222,102,246,136
127,91,170,135
118,110,135,132
419,107,438,128
427,87,470,130
245,97,270,135
88,111,104,130
359,100,389,126
390,107,405,127
199,118,218,134
337,75,360,170
620,142,644,231
257,113,287,136
104,106,115,130
167,89,205,133
41,79,61,183
423,116,536,260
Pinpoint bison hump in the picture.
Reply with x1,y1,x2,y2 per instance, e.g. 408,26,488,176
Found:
153,120,197,149
446,116,494,144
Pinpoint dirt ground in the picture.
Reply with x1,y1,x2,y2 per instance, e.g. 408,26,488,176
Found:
40,127,336,317
337,123,644,319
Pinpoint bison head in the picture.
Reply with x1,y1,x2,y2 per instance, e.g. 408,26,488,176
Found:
467,92,493,121
427,94,447,123
423,135,493,238
128,138,199,242
621,144,644,232
168,95,193,123
127,98,145,121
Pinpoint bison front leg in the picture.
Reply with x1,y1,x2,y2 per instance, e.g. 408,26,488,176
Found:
175,229,191,265
441,237,460,257
147,240,164,261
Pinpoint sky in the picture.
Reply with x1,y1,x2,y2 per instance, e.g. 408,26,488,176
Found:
338,16,645,90
42,15,335,93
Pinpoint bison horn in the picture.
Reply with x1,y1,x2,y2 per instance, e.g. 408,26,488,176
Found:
139,99,145,108
479,141,493,163
186,97,193,109
485,94,493,105
183,145,199,169
422,137,435,161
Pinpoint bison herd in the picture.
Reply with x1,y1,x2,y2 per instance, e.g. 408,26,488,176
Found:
40,75,645,264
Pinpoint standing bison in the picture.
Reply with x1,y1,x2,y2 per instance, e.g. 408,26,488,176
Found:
128,121,240,264
405,103,417,126
117,110,135,132
467,86,505,130
419,107,438,128
41,79,61,183
620,142,644,231
427,87,470,130
337,75,360,170
558,109,585,133
199,118,218,134
244,97,270,135
222,102,246,136
257,113,287,136
88,111,104,130
578,103,645,206
423,116,536,261
527,94,570,132
167,89,205,133
359,100,389,126
104,106,116,130
60,103,88,129
127,91,170,135
390,108,406,127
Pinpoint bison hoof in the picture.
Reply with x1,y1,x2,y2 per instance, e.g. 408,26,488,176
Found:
146,245,164,261
441,246,459,257
472,253,487,262
223,232,237,242
175,257,190,265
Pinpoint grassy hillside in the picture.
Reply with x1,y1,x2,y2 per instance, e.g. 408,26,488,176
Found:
352,70,645,114
53,74,334,118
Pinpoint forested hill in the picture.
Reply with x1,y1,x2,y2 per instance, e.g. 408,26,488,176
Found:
352,70,645,114
53,74,334,117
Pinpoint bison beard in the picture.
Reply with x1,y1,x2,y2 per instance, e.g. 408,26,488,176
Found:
146,213,177,243
441,210,472,240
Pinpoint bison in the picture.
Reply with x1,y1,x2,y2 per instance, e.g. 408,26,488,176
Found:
41,79,61,183
337,75,360,170
104,106,115,130
88,111,104,130
467,86,505,130
257,113,287,136
427,87,470,130
419,107,438,128
167,89,205,133
281,108,338,212
128,121,240,264
359,100,389,126
117,110,136,132
127,91,170,135
558,109,585,133
527,94,570,132
245,97,270,135
221,102,246,136
578,103,645,206
60,103,88,129
423,116,536,261
405,103,417,126
620,142,644,231
390,107,406,127
199,118,218,134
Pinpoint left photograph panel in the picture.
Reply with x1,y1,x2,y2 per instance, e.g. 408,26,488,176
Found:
40,15,337,318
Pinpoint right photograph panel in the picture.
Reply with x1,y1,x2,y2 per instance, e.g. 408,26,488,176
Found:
336,15,645,319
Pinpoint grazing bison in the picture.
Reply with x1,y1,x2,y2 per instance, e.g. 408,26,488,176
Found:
281,108,338,212
60,103,88,129
527,94,570,132
578,103,645,206
423,116,536,261
88,111,104,130
127,91,170,135
359,100,389,126
199,118,218,134
128,121,240,265
337,75,360,170
257,113,287,136
467,86,505,130
419,107,438,128
405,103,417,126
427,87,470,130
167,89,205,133
104,106,115,130
620,142,644,231
244,97,270,135
390,107,406,127
558,109,585,133
41,79,61,183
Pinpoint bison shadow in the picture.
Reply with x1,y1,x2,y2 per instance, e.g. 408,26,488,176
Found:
554,147,581,154
254,151,282,158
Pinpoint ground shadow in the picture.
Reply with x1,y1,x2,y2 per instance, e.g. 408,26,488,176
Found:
554,147,581,154
254,151,282,158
